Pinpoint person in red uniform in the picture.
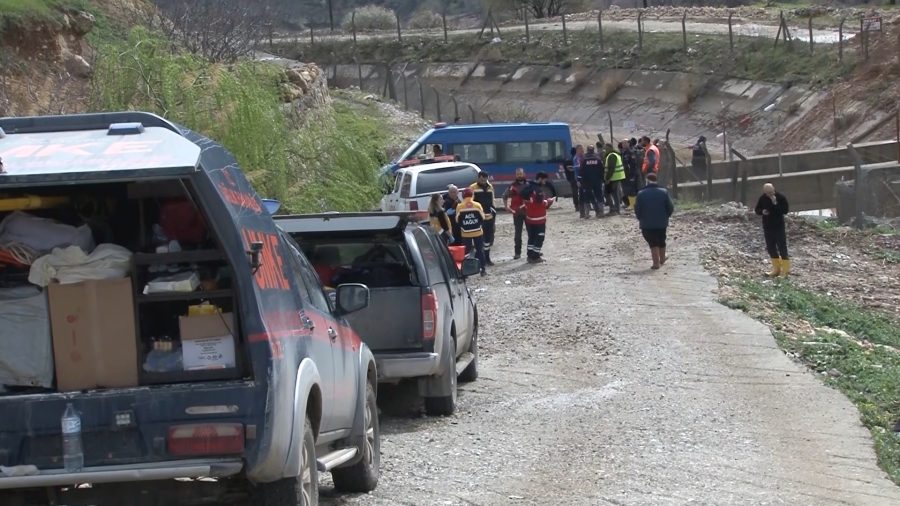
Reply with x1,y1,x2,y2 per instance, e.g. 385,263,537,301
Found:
519,171,554,264
502,167,528,260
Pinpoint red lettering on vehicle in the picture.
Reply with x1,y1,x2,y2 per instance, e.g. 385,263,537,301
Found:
35,143,99,157
219,183,262,213
242,229,290,291
103,140,161,155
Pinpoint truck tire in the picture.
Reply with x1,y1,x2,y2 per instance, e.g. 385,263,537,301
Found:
458,325,478,383
424,339,457,416
332,382,380,493
259,415,319,506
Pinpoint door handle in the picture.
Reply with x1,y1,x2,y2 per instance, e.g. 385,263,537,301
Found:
328,327,337,340
301,314,315,330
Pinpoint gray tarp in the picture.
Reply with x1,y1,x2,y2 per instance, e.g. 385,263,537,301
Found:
0,285,53,388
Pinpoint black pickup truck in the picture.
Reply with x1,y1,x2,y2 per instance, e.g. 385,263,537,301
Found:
0,112,378,506
276,212,480,416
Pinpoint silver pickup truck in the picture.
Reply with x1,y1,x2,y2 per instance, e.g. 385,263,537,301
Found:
275,212,479,416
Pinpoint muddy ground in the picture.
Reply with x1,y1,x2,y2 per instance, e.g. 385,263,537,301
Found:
313,204,900,506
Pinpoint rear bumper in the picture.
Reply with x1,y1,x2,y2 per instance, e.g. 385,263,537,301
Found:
0,458,243,490
374,352,439,381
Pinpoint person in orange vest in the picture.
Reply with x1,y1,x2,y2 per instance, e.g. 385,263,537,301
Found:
640,136,660,186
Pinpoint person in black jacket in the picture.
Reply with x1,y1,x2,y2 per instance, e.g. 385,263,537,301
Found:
442,185,463,247
564,147,579,210
469,171,497,266
754,182,790,278
579,145,605,218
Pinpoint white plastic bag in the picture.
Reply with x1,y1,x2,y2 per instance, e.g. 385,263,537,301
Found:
0,285,53,388
0,211,95,254
29,244,133,287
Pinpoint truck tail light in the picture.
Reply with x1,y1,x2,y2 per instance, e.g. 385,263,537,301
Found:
168,423,244,456
422,290,438,340
409,201,419,211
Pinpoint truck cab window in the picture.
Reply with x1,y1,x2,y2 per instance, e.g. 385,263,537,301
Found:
289,244,332,314
413,229,446,285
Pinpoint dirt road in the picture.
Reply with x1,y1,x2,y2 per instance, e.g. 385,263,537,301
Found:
320,206,900,505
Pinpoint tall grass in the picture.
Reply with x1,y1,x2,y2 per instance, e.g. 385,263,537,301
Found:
91,27,385,213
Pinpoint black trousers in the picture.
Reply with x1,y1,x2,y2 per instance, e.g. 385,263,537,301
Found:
641,228,667,248
526,223,546,259
568,179,580,208
582,177,603,214
483,218,495,259
513,213,526,256
764,227,789,259
463,235,486,269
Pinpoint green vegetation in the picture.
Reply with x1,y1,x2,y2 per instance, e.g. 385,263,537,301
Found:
721,277,900,484
0,0,92,20
290,28,856,86
92,27,386,213
342,5,397,31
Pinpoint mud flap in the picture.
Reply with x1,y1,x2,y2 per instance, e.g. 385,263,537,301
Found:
418,332,454,398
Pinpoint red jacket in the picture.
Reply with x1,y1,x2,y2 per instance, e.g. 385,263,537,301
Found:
519,181,553,225
504,179,527,215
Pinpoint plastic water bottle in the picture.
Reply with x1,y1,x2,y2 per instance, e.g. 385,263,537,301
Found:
61,403,84,472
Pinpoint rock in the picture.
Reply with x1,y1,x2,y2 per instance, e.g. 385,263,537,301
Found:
70,11,96,36
63,50,91,78
827,368,842,378
282,83,304,101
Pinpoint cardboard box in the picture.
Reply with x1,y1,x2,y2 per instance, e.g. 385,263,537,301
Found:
48,278,139,392
179,313,236,370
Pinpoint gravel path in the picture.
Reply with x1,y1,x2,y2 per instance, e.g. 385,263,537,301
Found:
319,206,900,505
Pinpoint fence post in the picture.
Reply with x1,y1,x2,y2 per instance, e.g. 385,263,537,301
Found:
468,104,476,123
847,142,863,228
808,16,814,55
443,10,448,43
432,87,441,121
728,12,734,52
267,23,274,51
562,13,568,46
681,11,687,51
486,114,493,123
838,18,844,61
328,0,334,31
450,95,459,119
598,10,603,51
310,27,314,45
896,100,899,162
637,11,643,50
525,10,530,43
396,13,402,43
355,58,363,90
352,12,357,48
832,92,838,148
731,149,749,206
416,78,424,118
703,143,712,202
402,70,408,110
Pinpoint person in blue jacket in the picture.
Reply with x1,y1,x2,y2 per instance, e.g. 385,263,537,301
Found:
633,172,674,270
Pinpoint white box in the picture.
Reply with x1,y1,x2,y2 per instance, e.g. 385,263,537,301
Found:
181,336,235,370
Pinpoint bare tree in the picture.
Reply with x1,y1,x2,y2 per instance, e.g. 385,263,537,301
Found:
151,0,273,63
489,0,587,19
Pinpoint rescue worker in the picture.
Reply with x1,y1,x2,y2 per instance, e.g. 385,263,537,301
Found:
456,188,487,276
443,185,463,246
574,144,586,214
579,145,605,218
519,171,554,263
604,143,626,215
640,135,660,186
690,136,708,182
502,168,528,260
754,182,791,278
469,171,496,266
632,137,645,193
621,140,639,210
564,147,579,210
428,193,453,244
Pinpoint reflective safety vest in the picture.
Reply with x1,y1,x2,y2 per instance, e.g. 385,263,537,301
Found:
606,152,626,182
642,144,660,174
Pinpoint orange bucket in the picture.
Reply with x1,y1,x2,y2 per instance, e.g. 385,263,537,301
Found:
448,245,466,269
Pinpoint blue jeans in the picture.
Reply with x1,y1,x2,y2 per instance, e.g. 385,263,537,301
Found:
464,235,486,270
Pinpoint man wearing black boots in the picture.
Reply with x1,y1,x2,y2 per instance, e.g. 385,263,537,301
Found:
469,171,497,266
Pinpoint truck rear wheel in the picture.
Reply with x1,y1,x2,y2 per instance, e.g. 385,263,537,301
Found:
332,382,380,493
424,339,457,416
259,415,318,506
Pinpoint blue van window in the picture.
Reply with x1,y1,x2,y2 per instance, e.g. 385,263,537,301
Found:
451,143,498,165
503,141,551,163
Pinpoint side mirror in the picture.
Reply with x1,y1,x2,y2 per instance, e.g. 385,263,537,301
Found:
460,258,481,277
336,283,370,315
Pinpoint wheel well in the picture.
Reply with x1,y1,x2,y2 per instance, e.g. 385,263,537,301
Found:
450,323,457,348
366,361,377,396
307,384,322,438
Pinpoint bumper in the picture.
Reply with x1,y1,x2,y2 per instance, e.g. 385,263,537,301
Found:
0,458,243,490
375,352,439,381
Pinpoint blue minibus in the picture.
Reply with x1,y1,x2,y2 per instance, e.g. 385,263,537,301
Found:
381,122,574,197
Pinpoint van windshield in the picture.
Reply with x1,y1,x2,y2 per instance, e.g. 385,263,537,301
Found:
416,166,479,195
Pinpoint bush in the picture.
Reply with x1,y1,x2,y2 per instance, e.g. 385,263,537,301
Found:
91,27,385,213
341,5,396,32
407,8,443,30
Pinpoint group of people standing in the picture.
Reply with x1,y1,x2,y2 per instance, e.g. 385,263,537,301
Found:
427,169,555,273
564,137,661,219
